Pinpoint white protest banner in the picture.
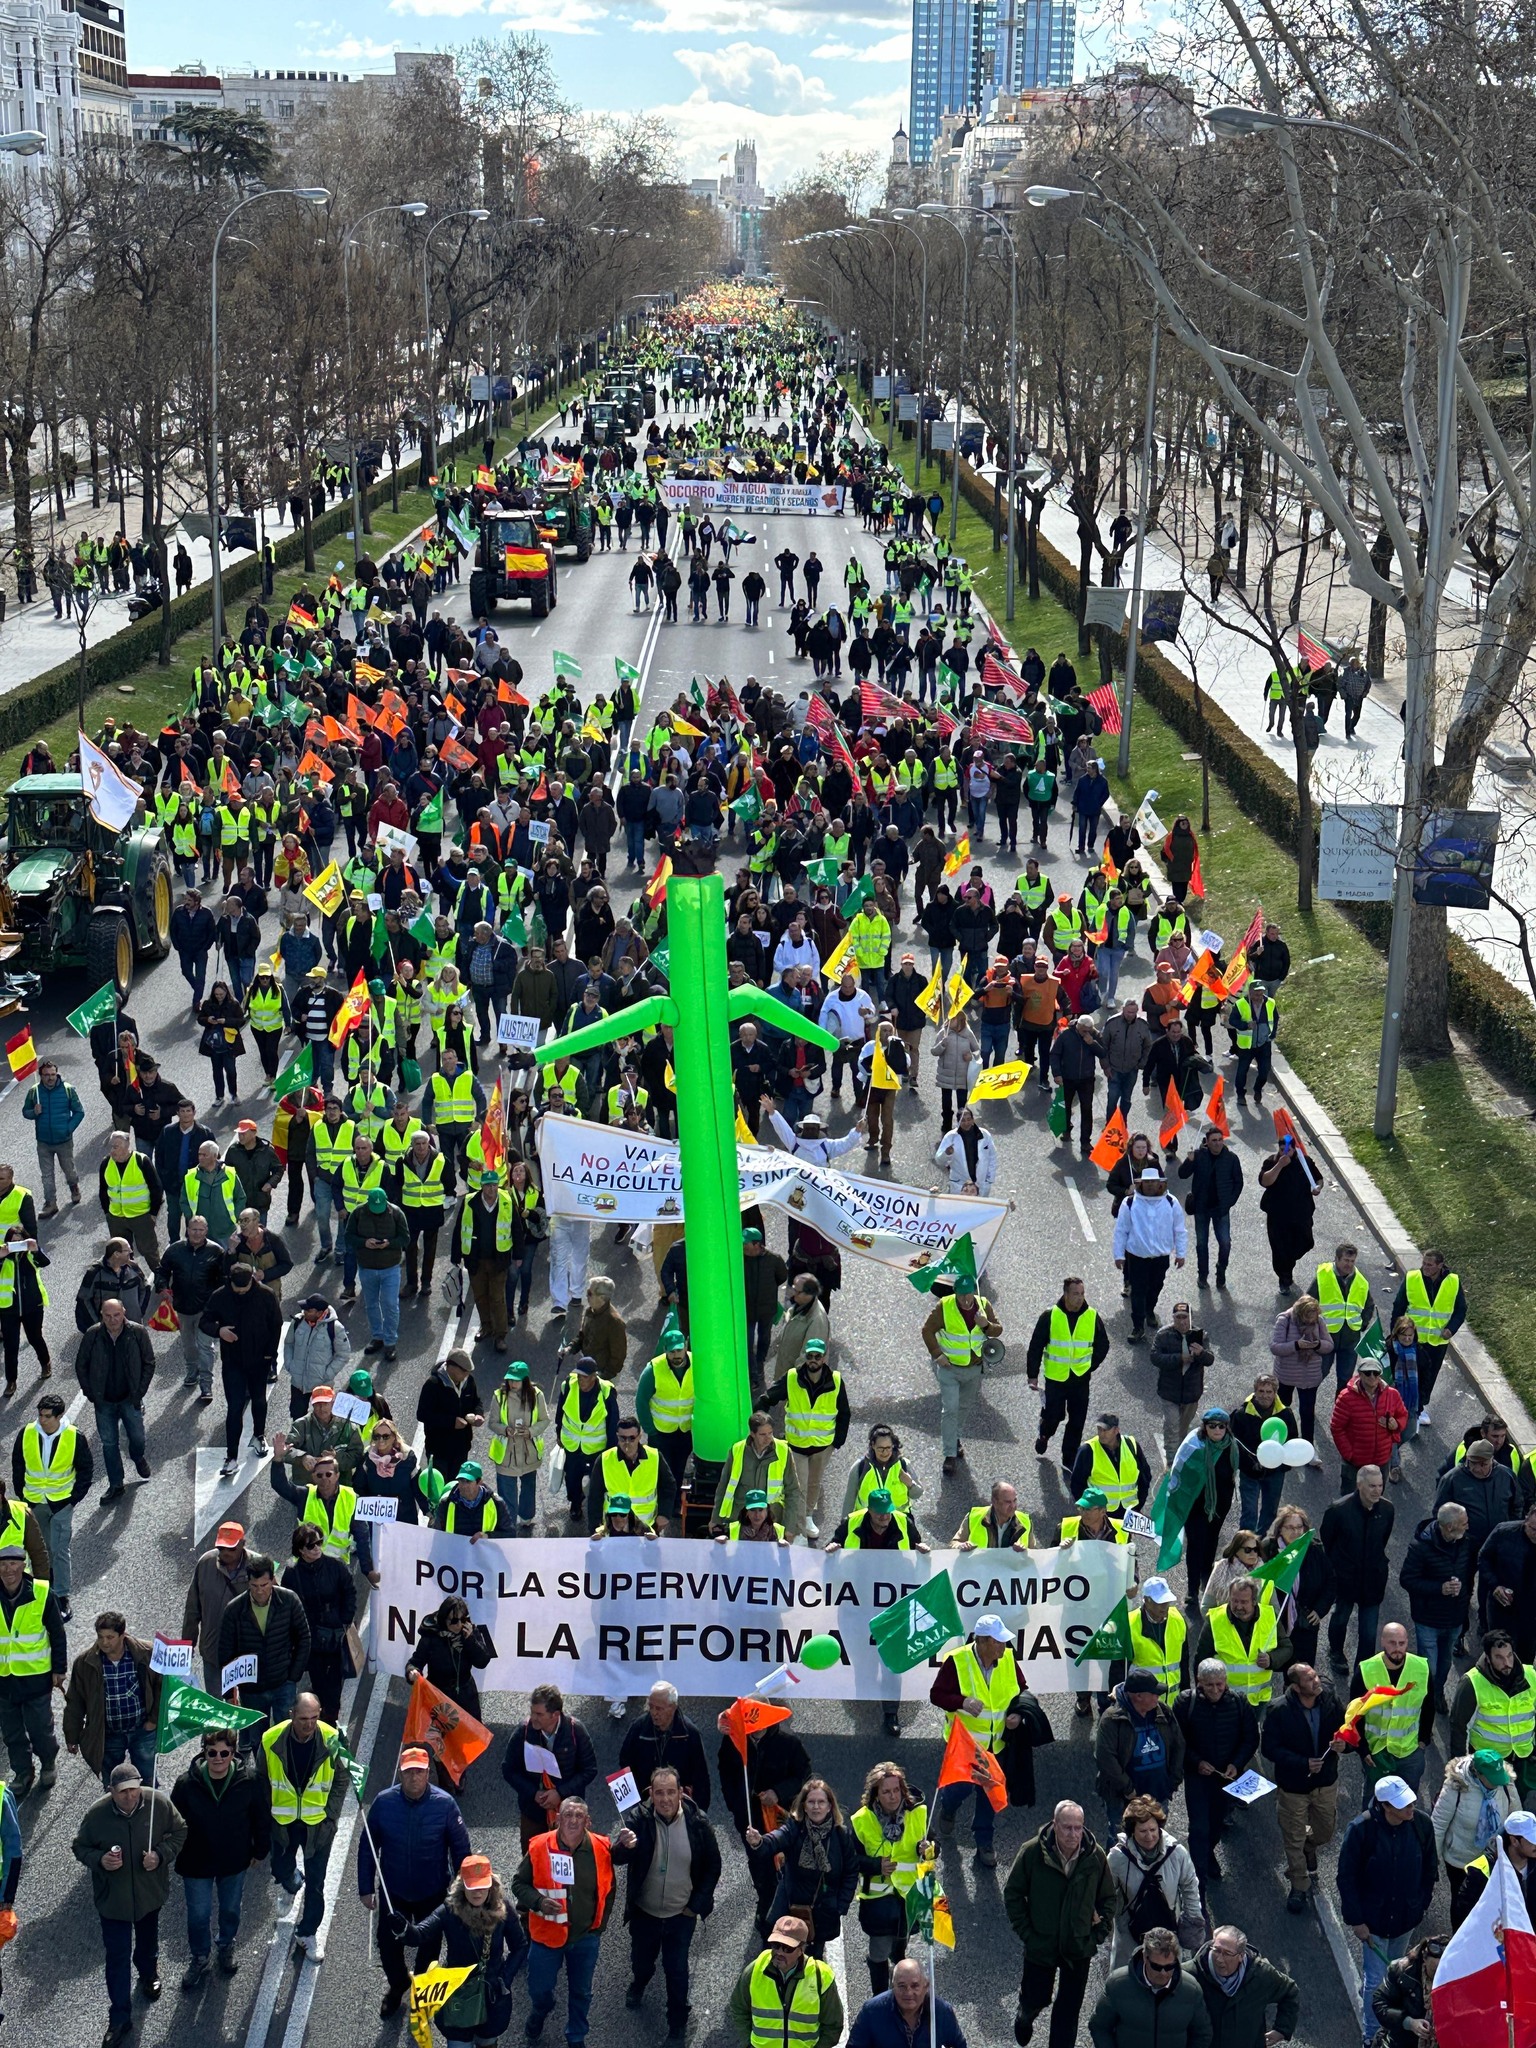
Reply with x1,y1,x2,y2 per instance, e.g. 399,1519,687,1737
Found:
150,1633,195,1680
547,1852,577,1886
371,1528,1133,1700
374,821,420,865
606,1767,642,1814
331,1390,372,1425
1121,1509,1157,1540
524,1740,562,1777
498,1013,543,1051
527,820,551,845
222,1654,259,1693
1224,1770,1276,1804
660,478,845,518
352,1493,399,1524
1132,790,1168,845
536,1116,1009,1274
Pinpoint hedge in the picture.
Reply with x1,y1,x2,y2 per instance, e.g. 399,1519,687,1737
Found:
948,451,1536,1092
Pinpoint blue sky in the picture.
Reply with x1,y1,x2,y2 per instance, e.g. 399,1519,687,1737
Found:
126,0,926,187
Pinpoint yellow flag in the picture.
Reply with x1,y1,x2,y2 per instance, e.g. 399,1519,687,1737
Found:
917,961,946,1027
822,930,859,983
664,1061,676,1090
933,1889,956,1949
303,860,345,918
870,1036,900,1091
968,1060,1030,1104
410,1962,474,2041
945,969,973,1018
672,715,705,738
942,833,971,880
736,1106,754,1141
581,721,605,743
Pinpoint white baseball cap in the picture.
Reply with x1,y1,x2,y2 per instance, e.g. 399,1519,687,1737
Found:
1140,1579,1174,1604
972,1616,1010,1644
1506,1812,1536,1844
1374,1776,1416,1811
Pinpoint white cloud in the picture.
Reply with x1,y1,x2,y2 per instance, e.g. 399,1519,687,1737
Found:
296,32,405,60
810,30,909,59
489,0,607,26
621,0,904,34
673,40,832,112
604,83,900,184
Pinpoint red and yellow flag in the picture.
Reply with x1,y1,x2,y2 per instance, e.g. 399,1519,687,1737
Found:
480,1076,506,1182
5,1026,37,1080
942,834,971,880
504,547,547,577
475,466,496,489
328,969,372,1048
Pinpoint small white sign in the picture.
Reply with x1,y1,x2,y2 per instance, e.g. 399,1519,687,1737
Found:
606,1767,642,1813
1122,1509,1157,1539
150,1633,195,1679
1223,1769,1276,1803
351,1493,399,1523
524,1740,562,1778
498,1013,542,1050
527,821,551,846
221,1654,259,1693
375,822,420,865
330,1391,372,1425
547,1851,577,1886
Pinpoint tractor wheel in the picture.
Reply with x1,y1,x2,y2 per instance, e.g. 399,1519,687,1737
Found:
530,579,550,619
575,534,592,563
86,910,134,1000
141,850,173,959
469,568,492,619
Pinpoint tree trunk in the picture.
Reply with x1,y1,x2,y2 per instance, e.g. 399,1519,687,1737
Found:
1289,504,1312,624
1367,528,1394,680
7,428,33,554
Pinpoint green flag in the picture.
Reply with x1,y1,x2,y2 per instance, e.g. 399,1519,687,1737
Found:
689,675,708,710
1073,1594,1133,1666
1249,1528,1315,1598
271,1043,314,1101
842,872,875,916
418,788,444,834
648,944,669,978
869,1569,963,1673
614,656,640,685
331,1731,369,1800
448,508,475,554
254,694,288,729
552,650,583,679
66,981,117,1038
936,662,961,703
1356,1314,1385,1364
1150,1431,1236,1571
907,1232,979,1296
370,911,391,961
905,1866,937,1937
156,1677,264,1752
410,909,436,947
277,653,302,681
1047,1084,1068,1140
730,787,763,827
805,855,839,887
301,651,323,678
503,905,529,946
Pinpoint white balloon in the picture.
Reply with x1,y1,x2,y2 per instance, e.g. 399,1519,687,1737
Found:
1256,1439,1287,1470
1281,1439,1315,1467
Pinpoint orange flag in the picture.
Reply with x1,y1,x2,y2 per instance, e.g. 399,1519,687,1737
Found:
297,749,334,783
1272,1104,1308,1155
1100,846,1119,883
401,1672,493,1786
1089,1106,1129,1172
722,1695,793,1762
323,715,360,746
444,692,465,722
936,1717,1007,1812
1159,1079,1188,1149
220,759,241,797
441,735,478,772
497,679,529,706
1205,1076,1230,1137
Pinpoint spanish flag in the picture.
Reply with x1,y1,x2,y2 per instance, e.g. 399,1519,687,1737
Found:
942,834,971,880
5,1026,37,1080
287,601,316,631
475,466,496,489
504,547,547,577
328,969,372,1049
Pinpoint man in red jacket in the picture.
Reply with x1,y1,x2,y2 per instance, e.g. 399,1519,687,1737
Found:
1328,1360,1408,1489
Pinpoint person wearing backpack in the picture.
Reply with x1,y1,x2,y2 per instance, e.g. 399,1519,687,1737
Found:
1106,1794,1204,1966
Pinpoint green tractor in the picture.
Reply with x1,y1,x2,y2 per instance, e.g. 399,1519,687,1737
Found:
0,774,173,998
467,510,559,621
537,482,594,563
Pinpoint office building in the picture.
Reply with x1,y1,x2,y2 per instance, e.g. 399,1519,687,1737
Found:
72,0,130,138
909,0,996,163
1011,0,1074,88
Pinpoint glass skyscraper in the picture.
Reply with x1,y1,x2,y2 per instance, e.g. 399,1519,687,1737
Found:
909,0,1073,160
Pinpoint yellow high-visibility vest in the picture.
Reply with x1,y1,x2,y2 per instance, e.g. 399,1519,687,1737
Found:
599,1446,659,1524
20,1424,75,1504
1042,1305,1096,1381
1316,1264,1370,1333
647,1353,694,1433
262,1719,339,1826
784,1369,841,1451
944,1641,1018,1753
1208,1599,1280,1706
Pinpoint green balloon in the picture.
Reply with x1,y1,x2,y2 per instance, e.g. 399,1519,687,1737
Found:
1260,1417,1289,1443
798,1634,843,1671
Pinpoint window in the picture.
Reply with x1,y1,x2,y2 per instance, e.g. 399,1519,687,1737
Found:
277,98,294,118
246,97,259,114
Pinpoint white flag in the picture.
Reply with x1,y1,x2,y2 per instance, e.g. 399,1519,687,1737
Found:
78,731,141,832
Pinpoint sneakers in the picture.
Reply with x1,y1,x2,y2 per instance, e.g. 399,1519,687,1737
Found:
133,1456,151,1479
100,1485,125,1505
138,1974,161,2000
181,1957,211,1993
220,1460,238,1480
251,1437,270,1459
56,1597,71,1623
384,1346,398,1364
39,1202,58,1220
802,1516,819,1540
7,1772,31,1801
364,1338,385,1356
70,1184,81,1205
217,1946,238,1977
1286,1889,1308,1913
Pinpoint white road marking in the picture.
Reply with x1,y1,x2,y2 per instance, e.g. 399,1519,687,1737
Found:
193,1441,273,1547
1067,1184,1097,1242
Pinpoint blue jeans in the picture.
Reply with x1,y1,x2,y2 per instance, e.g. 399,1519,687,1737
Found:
359,1263,401,1345
184,1870,247,1958
497,1471,537,1523
1194,1210,1231,1282
239,1681,296,1751
1107,1070,1137,1118
980,1016,1011,1066
31,1498,73,1598
312,1179,336,1253
1359,1934,1410,2042
102,1911,160,2024
100,1723,157,1791
227,954,256,997
527,1929,601,2043
1097,948,1127,1003
1415,1623,1458,1701
1239,1470,1284,1535
968,795,989,836
937,1776,994,1849
1328,1598,1381,1665
178,951,207,1005
95,1398,147,1491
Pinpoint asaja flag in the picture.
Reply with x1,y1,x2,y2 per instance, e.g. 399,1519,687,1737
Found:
1356,1314,1386,1365
79,731,141,831
805,854,839,886
330,1730,370,1800
271,1044,314,1102
905,1864,955,1947
935,1717,1007,1811
4,1028,36,1080
1090,1107,1129,1172
370,911,391,961
417,788,444,835
1074,1594,1133,1666
1151,1424,1236,1570
842,872,875,917
614,656,640,685
1047,1084,1068,1140
157,1676,264,1750
907,1232,979,1297
1431,1839,1536,2048
1250,1528,1315,1597
968,1060,1029,1104
722,1695,793,1762
66,981,117,1038
869,1570,962,1673
552,650,582,679
401,1672,494,1786
731,787,764,828
1159,1080,1188,1149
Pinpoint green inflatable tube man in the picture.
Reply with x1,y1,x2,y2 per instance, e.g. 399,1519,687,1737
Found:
533,873,840,1459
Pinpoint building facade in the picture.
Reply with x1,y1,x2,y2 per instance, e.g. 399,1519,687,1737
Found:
71,0,128,137
128,50,450,143
1011,0,1074,88
0,0,81,160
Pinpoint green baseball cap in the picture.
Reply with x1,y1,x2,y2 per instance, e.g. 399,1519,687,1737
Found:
607,1494,632,1515
1076,1486,1110,1512
804,1338,827,1356
347,1369,374,1397
456,1461,483,1483
366,1188,388,1212
368,978,387,996
866,1488,895,1513
504,1361,530,1382
481,1170,501,1188
1472,1749,1512,1785
742,1489,770,1511
742,1226,764,1242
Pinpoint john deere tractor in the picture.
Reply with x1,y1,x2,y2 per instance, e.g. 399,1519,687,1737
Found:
0,775,173,997
467,510,559,620
537,482,594,563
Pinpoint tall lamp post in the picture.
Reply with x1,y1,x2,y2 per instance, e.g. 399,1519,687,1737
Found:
421,208,490,485
950,204,1020,619
891,210,932,495
918,204,971,547
342,202,427,548
209,185,330,647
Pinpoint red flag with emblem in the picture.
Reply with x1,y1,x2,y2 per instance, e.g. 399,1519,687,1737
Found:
722,1695,792,1762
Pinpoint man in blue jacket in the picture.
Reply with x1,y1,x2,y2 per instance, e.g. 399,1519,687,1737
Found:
1335,1775,1438,2042
21,1056,85,1215
357,1744,470,2019
848,1959,968,2048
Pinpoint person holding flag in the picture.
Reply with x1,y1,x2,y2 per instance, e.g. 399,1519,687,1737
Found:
929,1617,1019,1869
394,1851,527,2045
358,1745,471,2019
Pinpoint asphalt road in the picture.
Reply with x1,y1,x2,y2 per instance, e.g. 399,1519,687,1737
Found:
2,377,1483,2048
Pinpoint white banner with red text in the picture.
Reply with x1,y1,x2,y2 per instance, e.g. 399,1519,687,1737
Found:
659,478,846,517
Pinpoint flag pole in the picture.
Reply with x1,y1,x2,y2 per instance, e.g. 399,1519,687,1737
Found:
929,1927,938,2048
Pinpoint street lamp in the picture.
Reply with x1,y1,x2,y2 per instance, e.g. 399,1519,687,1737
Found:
208,185,330,647
421,208,489,483
342,202,427,545
919,204,971,548
964,207,1021,620
0,130,45,154
892,209,932,497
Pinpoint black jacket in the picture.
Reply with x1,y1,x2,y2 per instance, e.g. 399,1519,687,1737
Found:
500,1711,598,1821
718,1724,812,1835
1177,1146,1244,1216
1260,1686,1346,1794
754,1814,858,1942
611,1794,722,1922
405,1617,496,1721
1399,1514,1476,1627
1318,1490,1396,1603
1173,1687,1258,1777
617,1709,713,1813
216,1586,311,1693
74,1320,156,1405
154,1236,226,1315
1153,1325,1213,1407
199,1281,282,1376
171,1759,273,1879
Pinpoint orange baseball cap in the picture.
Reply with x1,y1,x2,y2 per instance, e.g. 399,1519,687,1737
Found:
215,1522,245,1546
310,1385,335,1402
400,1747,431,1771
460,1854,494,1887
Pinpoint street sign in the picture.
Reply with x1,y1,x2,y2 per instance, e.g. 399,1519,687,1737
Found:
1319,804,1397,903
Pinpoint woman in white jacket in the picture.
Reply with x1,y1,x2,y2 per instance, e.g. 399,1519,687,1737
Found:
934,1106,998,1196
1106,1796,1205,1964
1431,1751,1519,1911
